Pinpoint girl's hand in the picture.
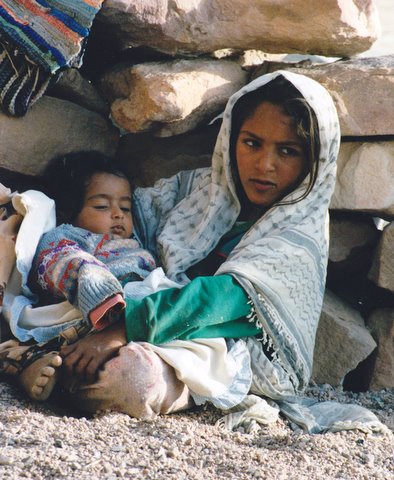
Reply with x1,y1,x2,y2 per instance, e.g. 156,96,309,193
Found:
0,212,23,236
0,214,22,305
60,322,127,384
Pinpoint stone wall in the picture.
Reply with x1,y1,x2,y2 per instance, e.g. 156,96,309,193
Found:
0,0,392,392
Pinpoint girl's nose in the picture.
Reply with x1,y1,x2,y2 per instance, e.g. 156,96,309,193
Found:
257,148,276,172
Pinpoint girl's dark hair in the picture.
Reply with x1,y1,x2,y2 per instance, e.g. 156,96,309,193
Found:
230,75,320,206
43,151,128,224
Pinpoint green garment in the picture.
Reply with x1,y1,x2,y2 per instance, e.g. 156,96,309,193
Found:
125,274,260,344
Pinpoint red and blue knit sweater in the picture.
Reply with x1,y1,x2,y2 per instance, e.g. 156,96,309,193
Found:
30,224,156,324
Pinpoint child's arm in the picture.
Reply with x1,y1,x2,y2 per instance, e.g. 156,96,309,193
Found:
32,228,124,325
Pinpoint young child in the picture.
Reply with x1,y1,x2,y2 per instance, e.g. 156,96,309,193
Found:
0,151,157,401
30,151,156,335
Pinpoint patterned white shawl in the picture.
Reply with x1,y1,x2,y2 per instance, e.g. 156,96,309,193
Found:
133,71,387,433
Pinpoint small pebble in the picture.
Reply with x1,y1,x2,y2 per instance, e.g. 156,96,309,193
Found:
0,454,12,465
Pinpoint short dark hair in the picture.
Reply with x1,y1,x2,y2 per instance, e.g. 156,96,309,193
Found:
43,151,129,224
230,75,320,205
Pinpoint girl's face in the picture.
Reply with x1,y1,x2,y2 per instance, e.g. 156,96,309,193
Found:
235,101,308,218
74,172,133,239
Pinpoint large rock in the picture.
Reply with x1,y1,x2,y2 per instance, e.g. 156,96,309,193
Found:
366,308,394,390
0,97,119,176
254,55,394,137
100,59,247,136
99,0,380,57
47,68,109,115
368,222,394,293
328,215,379,286
330,141,394,217
329,216,378,264
117,122,220,187
312,290,377,386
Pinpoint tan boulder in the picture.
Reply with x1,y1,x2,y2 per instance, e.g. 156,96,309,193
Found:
368,222,394,293
312,290,377,386
330,141,394,217
254,55,394,137
100,59,247,136
99,0,380,57
0,97,119,177
366,308,394,390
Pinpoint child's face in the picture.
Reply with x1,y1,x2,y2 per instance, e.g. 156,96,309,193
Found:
235,101,308,216
74,172,133,239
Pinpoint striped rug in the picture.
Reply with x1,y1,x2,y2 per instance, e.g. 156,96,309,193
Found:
0,0,104,74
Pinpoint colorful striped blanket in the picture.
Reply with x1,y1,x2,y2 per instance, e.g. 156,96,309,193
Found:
0,0,103,115
0,0,104,73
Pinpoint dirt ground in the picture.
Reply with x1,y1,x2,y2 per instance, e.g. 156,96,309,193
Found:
0,380,393,480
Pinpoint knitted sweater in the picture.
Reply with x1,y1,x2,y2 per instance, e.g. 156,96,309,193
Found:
30,224,156,323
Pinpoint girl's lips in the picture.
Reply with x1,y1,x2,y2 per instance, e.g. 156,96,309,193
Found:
250,179,276,191
111,226,124,234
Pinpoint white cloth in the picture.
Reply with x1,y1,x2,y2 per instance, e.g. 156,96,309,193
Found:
2,189,57,341
123,267,182,299
144,338,251,408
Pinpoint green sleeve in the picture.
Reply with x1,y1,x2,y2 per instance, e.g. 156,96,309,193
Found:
125,274,261,344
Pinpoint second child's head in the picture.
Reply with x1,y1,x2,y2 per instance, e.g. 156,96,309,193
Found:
44,151,133,239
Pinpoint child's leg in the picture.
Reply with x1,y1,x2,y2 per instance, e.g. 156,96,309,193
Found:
0,339,62,401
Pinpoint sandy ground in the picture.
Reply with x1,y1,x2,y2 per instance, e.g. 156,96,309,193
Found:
0,380,392,480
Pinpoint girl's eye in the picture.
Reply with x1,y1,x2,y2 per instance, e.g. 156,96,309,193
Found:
243,138,260,148
93,205,109,210
121,207,131,213
280,146,302,157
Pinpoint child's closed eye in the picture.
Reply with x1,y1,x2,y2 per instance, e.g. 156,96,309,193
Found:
93,204,109,210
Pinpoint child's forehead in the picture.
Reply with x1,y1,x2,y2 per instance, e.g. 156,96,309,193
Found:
86,172,132,197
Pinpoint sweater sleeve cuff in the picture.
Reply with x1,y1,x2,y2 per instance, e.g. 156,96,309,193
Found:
90,293,125,331
78,263,123,319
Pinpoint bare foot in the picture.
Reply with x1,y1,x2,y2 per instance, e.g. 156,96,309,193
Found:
0,340,62,401
19,352,62,401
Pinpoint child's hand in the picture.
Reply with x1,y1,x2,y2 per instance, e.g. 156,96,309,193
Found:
59,322,127,383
